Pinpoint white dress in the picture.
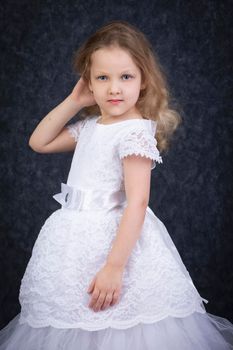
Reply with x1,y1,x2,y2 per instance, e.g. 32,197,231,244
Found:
0,115,233,349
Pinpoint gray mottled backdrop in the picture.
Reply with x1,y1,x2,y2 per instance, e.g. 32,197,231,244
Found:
0,0,232,328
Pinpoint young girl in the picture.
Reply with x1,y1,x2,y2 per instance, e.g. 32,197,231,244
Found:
0,20,233,350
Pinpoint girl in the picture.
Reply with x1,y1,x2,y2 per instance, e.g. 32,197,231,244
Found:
0,20,233,350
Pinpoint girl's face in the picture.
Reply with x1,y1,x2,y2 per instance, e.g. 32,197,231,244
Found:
88,45,145,120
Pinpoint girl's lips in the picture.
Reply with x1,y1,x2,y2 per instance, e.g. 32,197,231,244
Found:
108,100,123,105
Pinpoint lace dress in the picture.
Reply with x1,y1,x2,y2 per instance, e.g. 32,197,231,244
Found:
0,115,233,350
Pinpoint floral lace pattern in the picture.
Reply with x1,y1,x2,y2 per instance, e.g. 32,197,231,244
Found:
118,127,163,170
18,116,207,331
19,206,207,330
66,118,90,142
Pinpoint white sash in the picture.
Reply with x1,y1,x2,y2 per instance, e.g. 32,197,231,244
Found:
53,183,127,211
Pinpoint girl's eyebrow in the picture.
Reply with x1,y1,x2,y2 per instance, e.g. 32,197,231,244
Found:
94,69,136,74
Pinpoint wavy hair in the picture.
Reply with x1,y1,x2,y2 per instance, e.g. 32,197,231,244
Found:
71,20,182,152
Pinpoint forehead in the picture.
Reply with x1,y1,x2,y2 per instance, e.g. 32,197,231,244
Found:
90,46,139,72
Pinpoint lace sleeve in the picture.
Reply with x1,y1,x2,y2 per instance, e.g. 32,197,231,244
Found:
66,119,87,143
118,128,163,170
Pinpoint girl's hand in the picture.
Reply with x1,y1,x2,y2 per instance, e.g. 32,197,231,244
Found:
69,76,97,108
87,263,124,312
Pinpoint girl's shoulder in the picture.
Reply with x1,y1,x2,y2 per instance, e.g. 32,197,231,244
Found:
113,118,162,169
66,116,96,142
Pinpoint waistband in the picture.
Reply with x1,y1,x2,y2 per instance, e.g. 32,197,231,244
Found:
53,183,127,211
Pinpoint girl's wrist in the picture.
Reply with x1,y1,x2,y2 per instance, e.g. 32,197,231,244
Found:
67,94,85,110
66,94,85,111
105,260,125,272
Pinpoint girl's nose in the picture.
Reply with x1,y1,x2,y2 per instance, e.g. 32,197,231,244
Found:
108,81,121,95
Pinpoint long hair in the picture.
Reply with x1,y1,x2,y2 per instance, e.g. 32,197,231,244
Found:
72,20,182,152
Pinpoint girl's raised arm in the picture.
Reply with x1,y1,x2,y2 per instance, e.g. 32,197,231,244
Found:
28,78,96,153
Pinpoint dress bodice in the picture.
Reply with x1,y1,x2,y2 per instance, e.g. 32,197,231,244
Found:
66,115,163,192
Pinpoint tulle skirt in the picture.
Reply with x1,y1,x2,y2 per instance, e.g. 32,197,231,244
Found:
1,311,233,349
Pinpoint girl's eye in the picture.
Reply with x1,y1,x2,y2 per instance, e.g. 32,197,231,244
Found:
96,74,133,81
122,74,133,80
97,76,107,80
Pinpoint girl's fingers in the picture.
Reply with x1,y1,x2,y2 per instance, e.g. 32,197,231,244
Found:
101,292,113,310
92,291,106,312
110,290,120,306
88,288,100,308
87,277,96,293
92,289,120,311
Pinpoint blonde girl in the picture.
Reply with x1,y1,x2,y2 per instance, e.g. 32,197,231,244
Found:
0,20,233,350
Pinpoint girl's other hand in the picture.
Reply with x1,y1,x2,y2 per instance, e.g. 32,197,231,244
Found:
69,76,97,108
87,263,124,312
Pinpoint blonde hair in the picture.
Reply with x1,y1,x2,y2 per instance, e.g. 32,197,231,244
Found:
72,20,182,152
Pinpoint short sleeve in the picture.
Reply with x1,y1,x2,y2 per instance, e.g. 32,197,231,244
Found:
66,118,87,142
118,128,163,170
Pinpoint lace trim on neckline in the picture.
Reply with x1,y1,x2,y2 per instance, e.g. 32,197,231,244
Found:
96,116,156,127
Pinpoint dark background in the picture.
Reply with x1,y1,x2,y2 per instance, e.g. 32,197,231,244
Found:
0,0,232,329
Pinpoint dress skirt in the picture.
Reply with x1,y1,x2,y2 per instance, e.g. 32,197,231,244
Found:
0,311,233,349
0,205,233,349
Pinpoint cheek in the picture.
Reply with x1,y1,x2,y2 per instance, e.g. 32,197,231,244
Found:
92,90,106,106
93,90,103,100
93,82,105,94
128,85,141,100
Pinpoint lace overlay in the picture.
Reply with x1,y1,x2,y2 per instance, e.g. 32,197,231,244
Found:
118,127,163,170
18,116,208,331
19,207,206,330
66,118,89,142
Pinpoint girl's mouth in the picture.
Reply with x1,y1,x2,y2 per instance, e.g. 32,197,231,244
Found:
108,100,123,105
